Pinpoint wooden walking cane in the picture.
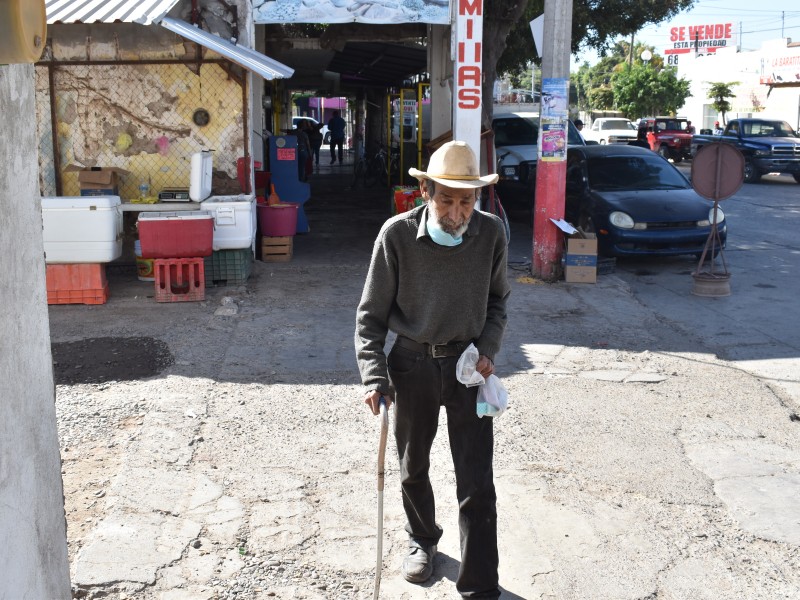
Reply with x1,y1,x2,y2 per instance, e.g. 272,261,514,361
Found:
373,397,389,599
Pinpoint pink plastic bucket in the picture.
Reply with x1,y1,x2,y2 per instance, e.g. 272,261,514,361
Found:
258,203,298,237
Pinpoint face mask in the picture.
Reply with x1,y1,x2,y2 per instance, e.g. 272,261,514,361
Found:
426,216,463,246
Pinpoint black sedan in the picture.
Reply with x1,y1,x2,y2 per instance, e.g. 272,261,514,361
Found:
564,145,727,257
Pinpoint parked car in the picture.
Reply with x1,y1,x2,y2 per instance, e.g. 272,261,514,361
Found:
564,145,727,257
583,118,638,145
492,112,585,205
690,118,800,183
292,116,330,144
638,116,693,163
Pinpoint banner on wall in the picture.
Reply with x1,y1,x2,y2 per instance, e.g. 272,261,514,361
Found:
759,50,800,85
253,0,451,24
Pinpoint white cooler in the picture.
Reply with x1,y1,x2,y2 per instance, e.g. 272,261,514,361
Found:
41,195,123,263
200,194,256,251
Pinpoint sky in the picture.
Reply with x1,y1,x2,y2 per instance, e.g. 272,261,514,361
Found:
572,0,800,67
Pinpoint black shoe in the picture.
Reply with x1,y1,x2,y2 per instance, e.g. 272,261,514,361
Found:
401,542,436,583
330,158,336,164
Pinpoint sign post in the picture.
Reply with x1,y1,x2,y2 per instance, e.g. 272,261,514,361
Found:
452,0,484,159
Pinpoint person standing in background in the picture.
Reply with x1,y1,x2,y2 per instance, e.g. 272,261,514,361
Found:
328,110,346,165
308,121,324,169
295,120,311,182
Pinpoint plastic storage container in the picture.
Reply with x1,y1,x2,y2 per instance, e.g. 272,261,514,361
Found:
190,151,213,202
137,211,214,259
41,196,123,263
204,248,253,285
257,203,298,237
200,194,256,250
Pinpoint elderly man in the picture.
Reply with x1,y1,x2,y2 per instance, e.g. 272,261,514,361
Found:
355,141,510,598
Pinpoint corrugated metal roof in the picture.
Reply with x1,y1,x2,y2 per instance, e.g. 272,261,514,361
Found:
46,0,181,25
160,18,294,80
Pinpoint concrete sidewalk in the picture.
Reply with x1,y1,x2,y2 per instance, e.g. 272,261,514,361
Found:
48,163,800,599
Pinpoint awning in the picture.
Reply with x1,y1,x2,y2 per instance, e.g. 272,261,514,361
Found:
159,17,294,80
46,0,181,25
44,2,295,81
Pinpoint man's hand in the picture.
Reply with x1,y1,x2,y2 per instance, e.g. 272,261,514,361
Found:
476,355,494,379
364,389,392,415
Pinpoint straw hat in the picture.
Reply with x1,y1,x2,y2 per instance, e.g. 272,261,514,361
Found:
409,141,498,189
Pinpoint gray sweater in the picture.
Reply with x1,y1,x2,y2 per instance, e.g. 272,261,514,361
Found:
355,204,510,394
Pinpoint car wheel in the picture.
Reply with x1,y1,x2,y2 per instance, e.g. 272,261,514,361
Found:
600,139,606,145
743,160,761,183
673,155,683,164
793,173,800,184
658,145,671,161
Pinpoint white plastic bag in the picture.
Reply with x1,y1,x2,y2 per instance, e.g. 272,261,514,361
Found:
477,375,508,418
456,343,485,387
456,343,509,418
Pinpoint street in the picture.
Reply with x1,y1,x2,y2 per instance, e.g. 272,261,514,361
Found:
614,166,800,403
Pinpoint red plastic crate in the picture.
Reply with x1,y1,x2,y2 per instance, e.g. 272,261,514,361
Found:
154,258,205,302
138,212,214,259
46,264,109,305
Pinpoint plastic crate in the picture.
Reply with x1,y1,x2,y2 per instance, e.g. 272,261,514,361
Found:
154,258,205,302
46,264,109,305
204,248,253,286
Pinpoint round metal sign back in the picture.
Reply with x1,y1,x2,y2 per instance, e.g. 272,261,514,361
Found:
691,143,745,201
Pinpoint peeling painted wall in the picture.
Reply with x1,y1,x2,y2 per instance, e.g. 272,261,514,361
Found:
37,61,245,198
38,0,254,199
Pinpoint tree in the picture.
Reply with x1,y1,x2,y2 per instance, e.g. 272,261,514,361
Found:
706,81,739,124
575,41,665,112
483,0,696,127
612,62,691,118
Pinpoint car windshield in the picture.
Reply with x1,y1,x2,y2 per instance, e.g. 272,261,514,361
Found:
740,121,796,137
493,117,539,146
601,119,635,131
587,155,690,191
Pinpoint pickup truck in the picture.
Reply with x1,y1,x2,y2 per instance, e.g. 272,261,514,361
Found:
690,118,800,183
638,117,693,163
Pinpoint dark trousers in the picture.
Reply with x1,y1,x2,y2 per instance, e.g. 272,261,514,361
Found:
329,138,344,163
311,141,322,165
388,343,500,598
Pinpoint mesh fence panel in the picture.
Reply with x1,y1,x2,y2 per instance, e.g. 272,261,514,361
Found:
35,61,246,199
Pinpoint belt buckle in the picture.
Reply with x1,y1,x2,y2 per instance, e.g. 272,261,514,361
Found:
431,344,449,358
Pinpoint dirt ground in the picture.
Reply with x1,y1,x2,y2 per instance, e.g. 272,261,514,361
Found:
48,162,800,599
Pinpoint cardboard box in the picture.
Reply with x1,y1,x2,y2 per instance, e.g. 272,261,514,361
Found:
65,165,129,196
564,234,598,283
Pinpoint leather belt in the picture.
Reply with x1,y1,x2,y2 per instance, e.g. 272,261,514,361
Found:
394,335,469,358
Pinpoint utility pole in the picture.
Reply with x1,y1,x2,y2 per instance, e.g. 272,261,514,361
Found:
532,0,573,280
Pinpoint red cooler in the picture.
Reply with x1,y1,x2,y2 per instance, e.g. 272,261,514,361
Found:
138,211,214,258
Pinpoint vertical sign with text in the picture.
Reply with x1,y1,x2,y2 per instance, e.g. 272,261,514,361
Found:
453,0,483,159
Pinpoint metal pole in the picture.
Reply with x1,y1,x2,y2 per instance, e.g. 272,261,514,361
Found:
532,0,573,280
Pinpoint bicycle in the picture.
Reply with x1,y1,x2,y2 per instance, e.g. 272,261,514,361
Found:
351,145,394,189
